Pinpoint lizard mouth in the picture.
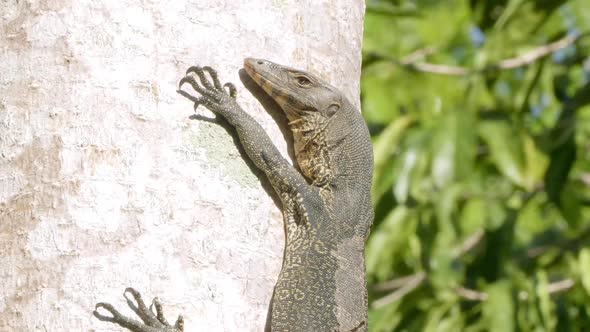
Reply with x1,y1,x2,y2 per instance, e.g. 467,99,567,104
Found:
243,58,301,119
243,58,282,93
243,58,259,81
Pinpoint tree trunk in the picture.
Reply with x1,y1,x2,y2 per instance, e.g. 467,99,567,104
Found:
0,1,365,330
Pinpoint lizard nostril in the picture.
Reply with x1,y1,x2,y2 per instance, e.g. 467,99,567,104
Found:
257,60,264,65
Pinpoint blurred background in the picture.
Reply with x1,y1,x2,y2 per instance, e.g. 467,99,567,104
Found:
361,1,590,331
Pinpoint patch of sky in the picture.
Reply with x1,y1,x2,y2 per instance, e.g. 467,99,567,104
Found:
530,105,541,118
469,25,486,48
552,45,576,64
552,4,581,65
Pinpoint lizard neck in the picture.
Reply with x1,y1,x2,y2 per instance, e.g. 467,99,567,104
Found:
288,100,373,208
289,112,333,188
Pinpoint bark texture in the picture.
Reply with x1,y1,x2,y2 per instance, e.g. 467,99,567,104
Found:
0,0,364,330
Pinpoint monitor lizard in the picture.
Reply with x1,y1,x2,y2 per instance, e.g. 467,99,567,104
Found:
93,58,374,332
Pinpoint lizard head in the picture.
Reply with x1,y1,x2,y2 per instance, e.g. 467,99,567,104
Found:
244,58,342,187
243,58,342,123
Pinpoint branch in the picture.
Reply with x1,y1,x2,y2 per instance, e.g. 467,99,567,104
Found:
406,62,470,76
454,229,485,258
400,47,436,65
494,34,579,70
518,278,576,300
372,272,426,309
455,286,488,301
373,272,426,293
369,33,589,76
458,278,575,302
546,278,575,294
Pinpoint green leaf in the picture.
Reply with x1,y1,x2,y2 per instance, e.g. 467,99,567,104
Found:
431,109,476,188
361,63,400,125
482,281,515,332
514,194,548,245
487,199,508,231
431,115,457,188
366,206,417,280
522,133,549,190
372,115,415,203
373,114,415,168
460,198,487,235
479,120,524,186
393,136,424,204
372,156,397,206
368,300,403,331
544,133,576,205
423,301,463,332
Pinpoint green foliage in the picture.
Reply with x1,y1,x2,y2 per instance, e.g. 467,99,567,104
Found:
363,1,590,330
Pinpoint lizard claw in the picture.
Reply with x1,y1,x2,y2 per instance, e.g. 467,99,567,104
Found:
94,287,184,332
177,64,239,116
94,302,124,322
202,66,224,90
223,82,237,98
176,89,205,112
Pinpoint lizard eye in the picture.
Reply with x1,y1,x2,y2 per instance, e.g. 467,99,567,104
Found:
295,76,312,87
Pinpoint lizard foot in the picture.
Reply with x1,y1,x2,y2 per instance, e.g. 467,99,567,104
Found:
177,65,237,113
94,287,184,332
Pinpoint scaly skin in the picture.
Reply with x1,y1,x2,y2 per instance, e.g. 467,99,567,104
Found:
94,59,373,332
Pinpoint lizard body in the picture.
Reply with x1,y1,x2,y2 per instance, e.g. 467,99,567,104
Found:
94,59,374,332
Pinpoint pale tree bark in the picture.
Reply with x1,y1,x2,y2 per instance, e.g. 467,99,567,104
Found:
0,0,365,331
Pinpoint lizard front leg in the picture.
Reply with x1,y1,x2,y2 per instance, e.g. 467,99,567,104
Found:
94,288,184,332
177,66,321,219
